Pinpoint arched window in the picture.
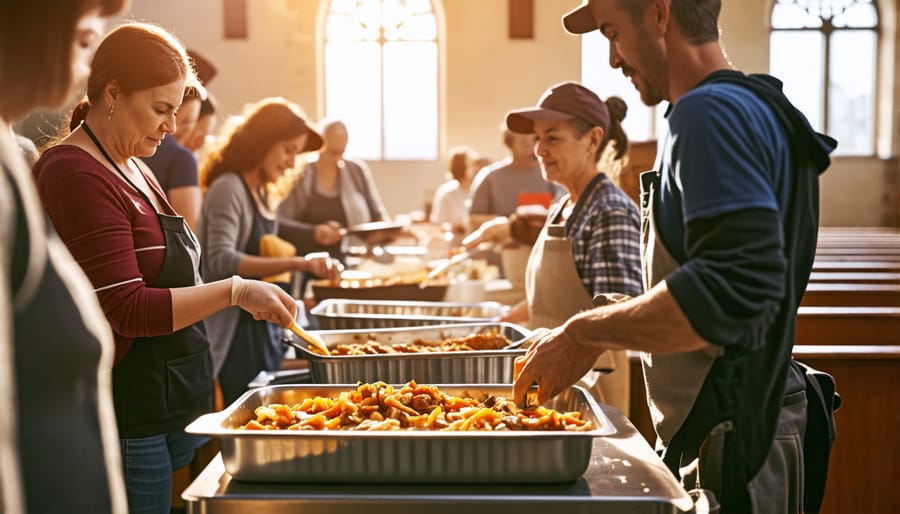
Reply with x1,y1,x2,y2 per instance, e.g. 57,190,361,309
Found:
323,0,439,161
580,31,666,143
770,0,879,155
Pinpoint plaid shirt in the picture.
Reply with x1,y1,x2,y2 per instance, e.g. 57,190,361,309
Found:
559,173,643,298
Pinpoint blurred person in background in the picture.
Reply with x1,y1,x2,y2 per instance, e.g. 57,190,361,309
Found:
180,50,218,156
31,22,299,514
198,97,341,404
140,87,204,229
0,0,129,512
181,93,217,153
467,124,565,292
430,146,483,236
277,119,390,264
467,125,564,231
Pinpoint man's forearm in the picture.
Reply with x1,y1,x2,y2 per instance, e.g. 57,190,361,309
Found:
564,280,712,355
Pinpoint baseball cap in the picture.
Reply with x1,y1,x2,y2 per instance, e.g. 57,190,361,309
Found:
303,126,324,153
563,1,598,35
506,81,610,134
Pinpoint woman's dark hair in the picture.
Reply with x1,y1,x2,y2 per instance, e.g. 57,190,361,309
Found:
200,97,316,188
0,0,126,119
69,22,201,130
571,96,629,163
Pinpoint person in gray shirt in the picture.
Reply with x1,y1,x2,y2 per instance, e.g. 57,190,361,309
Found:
467,127,564,232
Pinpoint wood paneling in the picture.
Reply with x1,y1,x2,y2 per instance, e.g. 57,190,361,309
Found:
628,346,900,514
795,307,900,345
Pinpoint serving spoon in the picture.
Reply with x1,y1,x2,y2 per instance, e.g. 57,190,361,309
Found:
288,321,330,355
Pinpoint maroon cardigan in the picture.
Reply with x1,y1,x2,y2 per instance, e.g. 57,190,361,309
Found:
33,145,174,363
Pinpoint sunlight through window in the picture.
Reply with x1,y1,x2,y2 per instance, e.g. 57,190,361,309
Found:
580,31,666,143
324,0,439,161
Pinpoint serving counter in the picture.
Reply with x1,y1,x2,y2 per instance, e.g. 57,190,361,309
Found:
182,404,696,514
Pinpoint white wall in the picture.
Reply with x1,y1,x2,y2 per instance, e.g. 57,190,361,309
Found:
124,0,899,225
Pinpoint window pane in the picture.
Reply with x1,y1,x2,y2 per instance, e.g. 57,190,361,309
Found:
832,2,877,28
771,2,822,29
383,41,437,159
325,41,383,159
580,31,656,141
828,30,876,155
329,0,356,15
383,1,436,40
769,31,824,130
351,0,383,38
407,0,432,14
390,13,437,40
326,13,376,41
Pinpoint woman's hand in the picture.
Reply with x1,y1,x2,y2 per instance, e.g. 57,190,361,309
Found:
299,252,343,279
231,277,297,328
314,221,344,246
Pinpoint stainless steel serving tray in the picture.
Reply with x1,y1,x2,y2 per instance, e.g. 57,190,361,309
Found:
286,322,530,384
185,383,614,484
310,299,507,330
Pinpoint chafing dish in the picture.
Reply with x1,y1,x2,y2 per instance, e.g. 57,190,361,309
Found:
286,322,530,384
310,299,507,330
185,384,613,483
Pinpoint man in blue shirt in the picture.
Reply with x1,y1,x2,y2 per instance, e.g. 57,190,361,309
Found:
513,1,836,513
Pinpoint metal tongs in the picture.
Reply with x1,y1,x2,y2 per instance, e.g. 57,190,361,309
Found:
419,242,496,288
505,326,551,351
419,250,472,287
507,327,552,409
288,322,330,355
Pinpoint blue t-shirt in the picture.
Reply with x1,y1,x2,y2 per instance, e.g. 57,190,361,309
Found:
656,82,792,263
140,135,199,193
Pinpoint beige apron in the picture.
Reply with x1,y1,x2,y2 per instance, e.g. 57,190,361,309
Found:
639,171,721,447
525,223,629,415
640,171,804,512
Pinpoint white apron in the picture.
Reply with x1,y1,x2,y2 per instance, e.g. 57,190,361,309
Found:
525,222,630,415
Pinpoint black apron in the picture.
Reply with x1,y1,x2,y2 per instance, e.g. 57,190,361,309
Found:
299,172,347,257
216,177,285,405
83,123,213,438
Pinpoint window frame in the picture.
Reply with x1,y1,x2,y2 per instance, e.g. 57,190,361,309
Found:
316,0,445,162
769,0,881,156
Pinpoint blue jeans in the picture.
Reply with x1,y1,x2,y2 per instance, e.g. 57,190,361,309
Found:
119,431,207,514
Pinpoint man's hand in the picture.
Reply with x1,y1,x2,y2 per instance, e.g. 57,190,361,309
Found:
512,323,605,406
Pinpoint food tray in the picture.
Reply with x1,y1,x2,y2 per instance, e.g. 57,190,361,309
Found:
286,322,530,384
310,299,507,330
311,282,448,303
185,383,614,483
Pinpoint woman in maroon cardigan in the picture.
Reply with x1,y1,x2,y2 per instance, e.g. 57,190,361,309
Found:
32,23,298,514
